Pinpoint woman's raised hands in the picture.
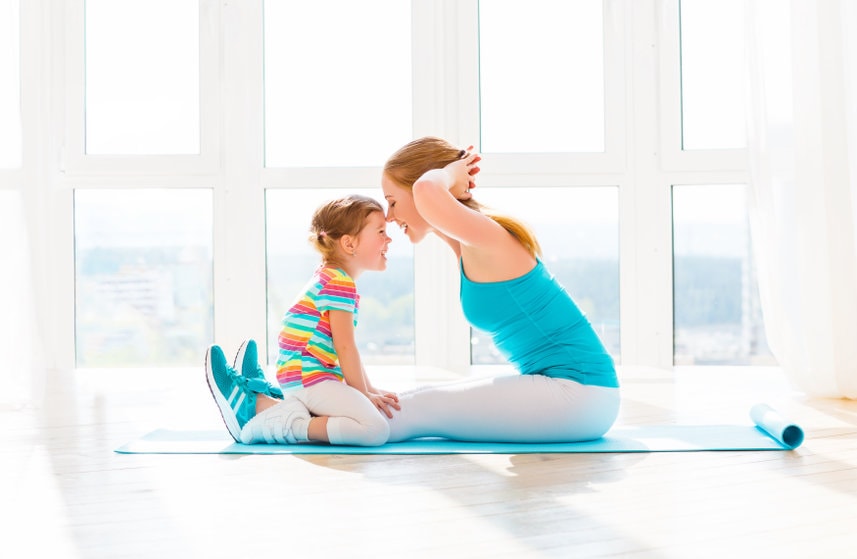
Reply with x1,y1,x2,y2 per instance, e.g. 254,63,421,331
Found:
444,145,482,201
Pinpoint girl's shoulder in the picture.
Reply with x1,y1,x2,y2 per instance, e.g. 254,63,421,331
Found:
316,265,352,281
316,266,357,292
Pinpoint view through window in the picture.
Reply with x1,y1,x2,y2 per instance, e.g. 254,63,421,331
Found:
264,0,412,167
479,0,604,153
85,0,199,154
679,0,746,150
74,189,213,367
672,184,773,365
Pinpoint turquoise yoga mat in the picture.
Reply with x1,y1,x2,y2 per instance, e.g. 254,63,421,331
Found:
115,404,804,455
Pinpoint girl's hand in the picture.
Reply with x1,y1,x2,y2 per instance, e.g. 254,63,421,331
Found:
368,391,400,418
371,388,399,402
444,146,482,201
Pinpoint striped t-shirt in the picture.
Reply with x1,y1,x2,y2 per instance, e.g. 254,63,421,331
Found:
275,266,359,390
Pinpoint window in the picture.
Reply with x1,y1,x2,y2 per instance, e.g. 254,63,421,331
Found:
679,0,746,150
74,189,213,367
479,0,604,153
0,0,20,168
264,0,412,167
84,0,199,154
265,189,414,366
18,3,770,371
672,184,772,364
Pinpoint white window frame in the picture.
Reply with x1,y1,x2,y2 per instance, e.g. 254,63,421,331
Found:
17,0,753,372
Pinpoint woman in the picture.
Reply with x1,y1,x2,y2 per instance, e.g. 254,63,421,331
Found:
381,137,620,443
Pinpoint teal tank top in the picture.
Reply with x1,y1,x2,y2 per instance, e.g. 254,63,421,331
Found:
460,259,618,388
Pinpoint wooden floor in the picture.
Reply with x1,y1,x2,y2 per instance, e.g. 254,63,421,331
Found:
3,364,857,558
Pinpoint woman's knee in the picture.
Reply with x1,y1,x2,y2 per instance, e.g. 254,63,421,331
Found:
361,415,390,446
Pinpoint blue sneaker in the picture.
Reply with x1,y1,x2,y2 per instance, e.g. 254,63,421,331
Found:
234,339,284,399
205,344,260,442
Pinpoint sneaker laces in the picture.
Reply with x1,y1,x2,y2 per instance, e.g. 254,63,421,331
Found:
228,368,275,397
229,360,283,399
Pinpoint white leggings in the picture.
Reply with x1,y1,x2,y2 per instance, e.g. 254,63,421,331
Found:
292,381,390,446
386,373,620,443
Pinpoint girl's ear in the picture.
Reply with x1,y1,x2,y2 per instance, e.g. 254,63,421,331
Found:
339,234,356,255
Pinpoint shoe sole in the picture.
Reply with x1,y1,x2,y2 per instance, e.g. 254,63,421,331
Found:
204,346,242,442
233,339,249,374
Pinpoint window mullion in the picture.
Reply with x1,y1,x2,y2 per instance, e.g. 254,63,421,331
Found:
213,0,267,353
410,0,475,374
619,0,675,368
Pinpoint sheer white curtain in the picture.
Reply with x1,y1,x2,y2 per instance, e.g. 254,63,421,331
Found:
0,189,44,408
746,0,857,398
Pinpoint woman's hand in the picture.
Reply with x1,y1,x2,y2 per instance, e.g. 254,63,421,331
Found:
368,390,400,418
444,146,482,201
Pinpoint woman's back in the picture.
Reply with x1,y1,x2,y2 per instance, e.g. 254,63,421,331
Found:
460,258,618,388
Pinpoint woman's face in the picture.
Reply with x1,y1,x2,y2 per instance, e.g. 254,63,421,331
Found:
381,174,430,243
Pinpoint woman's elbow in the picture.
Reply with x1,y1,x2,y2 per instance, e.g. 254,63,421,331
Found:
413,171,448,194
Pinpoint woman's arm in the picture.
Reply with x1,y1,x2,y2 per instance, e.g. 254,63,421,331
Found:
412,157,506,250
413,153,536,282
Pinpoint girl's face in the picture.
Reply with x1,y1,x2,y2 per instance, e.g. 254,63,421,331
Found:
352,211,392,273
381,174,430,243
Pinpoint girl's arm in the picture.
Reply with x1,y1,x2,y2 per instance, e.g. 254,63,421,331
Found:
329,309,368,393
328,309,399,417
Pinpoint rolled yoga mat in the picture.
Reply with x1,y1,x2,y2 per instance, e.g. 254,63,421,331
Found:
749,403,805,449
115,404,805,455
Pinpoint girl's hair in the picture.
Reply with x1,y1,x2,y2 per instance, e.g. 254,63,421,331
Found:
309,194,385,261
383,136,542,257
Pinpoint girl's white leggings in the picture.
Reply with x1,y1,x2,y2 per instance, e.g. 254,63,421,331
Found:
293,381,389,446
386,373,620,443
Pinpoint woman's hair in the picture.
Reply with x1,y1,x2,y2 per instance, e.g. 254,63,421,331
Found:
309,194,385,261
383,136,542,257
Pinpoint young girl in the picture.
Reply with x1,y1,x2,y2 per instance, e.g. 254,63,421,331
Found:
205,194,400,446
